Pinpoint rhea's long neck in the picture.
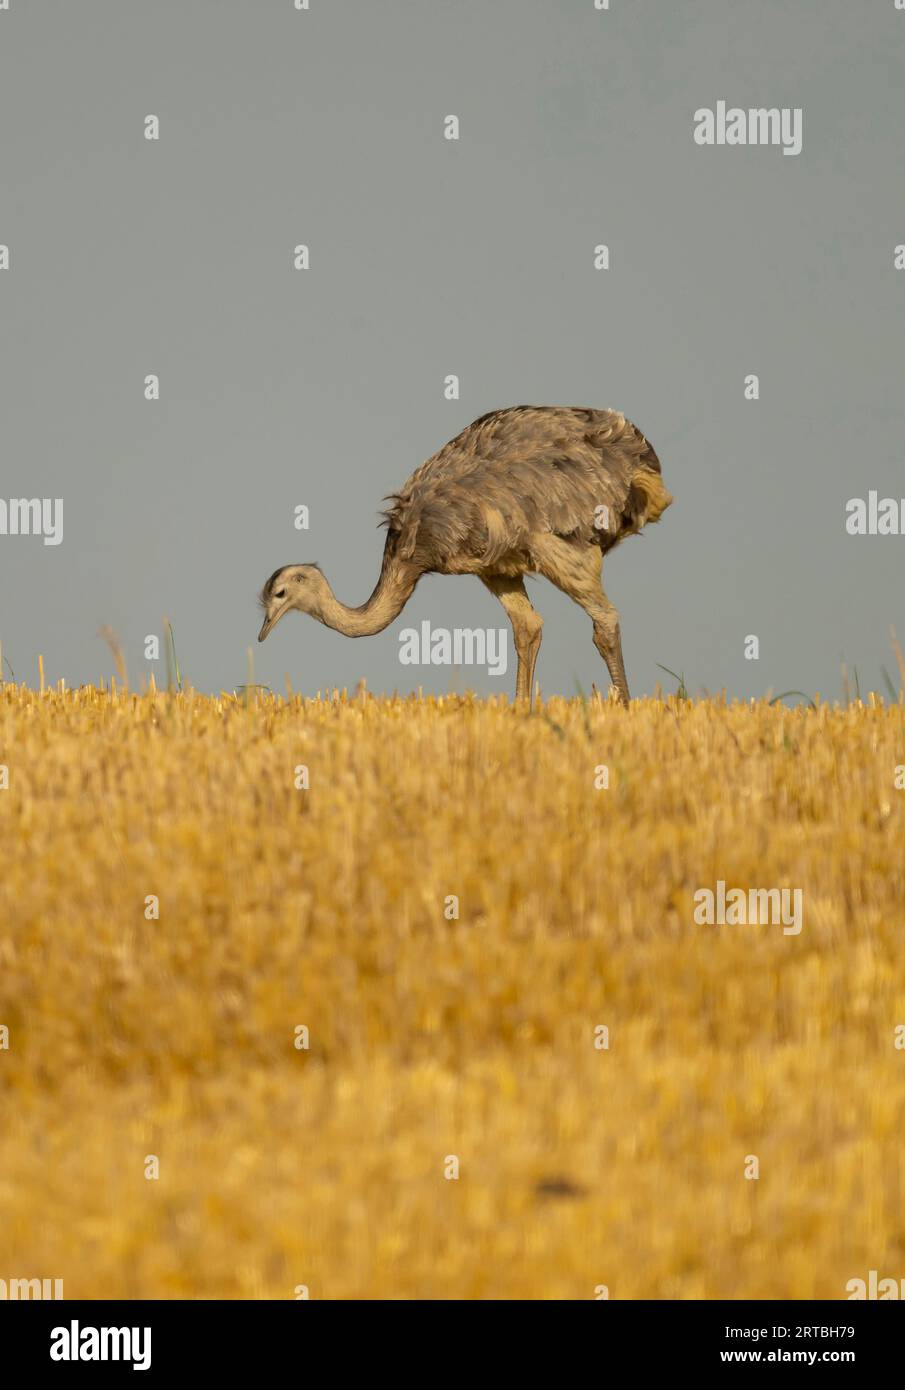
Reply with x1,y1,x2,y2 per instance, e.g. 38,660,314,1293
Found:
317,556,419,638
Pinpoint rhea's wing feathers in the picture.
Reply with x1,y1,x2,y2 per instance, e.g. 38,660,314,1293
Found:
377,405,669,565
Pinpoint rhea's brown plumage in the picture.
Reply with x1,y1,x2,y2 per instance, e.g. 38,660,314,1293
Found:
258,406,672,704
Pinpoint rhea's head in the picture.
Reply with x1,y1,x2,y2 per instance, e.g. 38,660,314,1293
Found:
257,563,327,640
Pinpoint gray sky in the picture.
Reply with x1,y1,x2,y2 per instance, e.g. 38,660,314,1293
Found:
1,0,903,699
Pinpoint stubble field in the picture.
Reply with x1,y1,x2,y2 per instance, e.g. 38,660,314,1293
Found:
1,685,903,1299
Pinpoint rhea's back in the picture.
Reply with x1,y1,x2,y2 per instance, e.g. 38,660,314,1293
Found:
381,405,669,575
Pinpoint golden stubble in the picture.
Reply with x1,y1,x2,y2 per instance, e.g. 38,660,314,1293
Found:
0,685,903,1300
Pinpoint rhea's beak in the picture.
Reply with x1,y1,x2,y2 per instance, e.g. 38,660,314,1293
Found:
258,608,283,642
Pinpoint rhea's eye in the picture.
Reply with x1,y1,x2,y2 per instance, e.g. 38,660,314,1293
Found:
274,589,286,599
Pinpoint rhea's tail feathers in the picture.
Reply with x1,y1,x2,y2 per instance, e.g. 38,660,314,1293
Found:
627,465,673,530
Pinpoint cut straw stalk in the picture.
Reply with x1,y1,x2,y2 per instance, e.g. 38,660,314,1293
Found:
98,625,128,688
890,626,905,698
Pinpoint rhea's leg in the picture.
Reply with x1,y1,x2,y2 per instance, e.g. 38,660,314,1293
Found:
591,601,630,705
483,575,543,706
530,536,630,706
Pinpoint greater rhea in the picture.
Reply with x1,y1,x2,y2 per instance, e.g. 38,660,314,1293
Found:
258,405,672,704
